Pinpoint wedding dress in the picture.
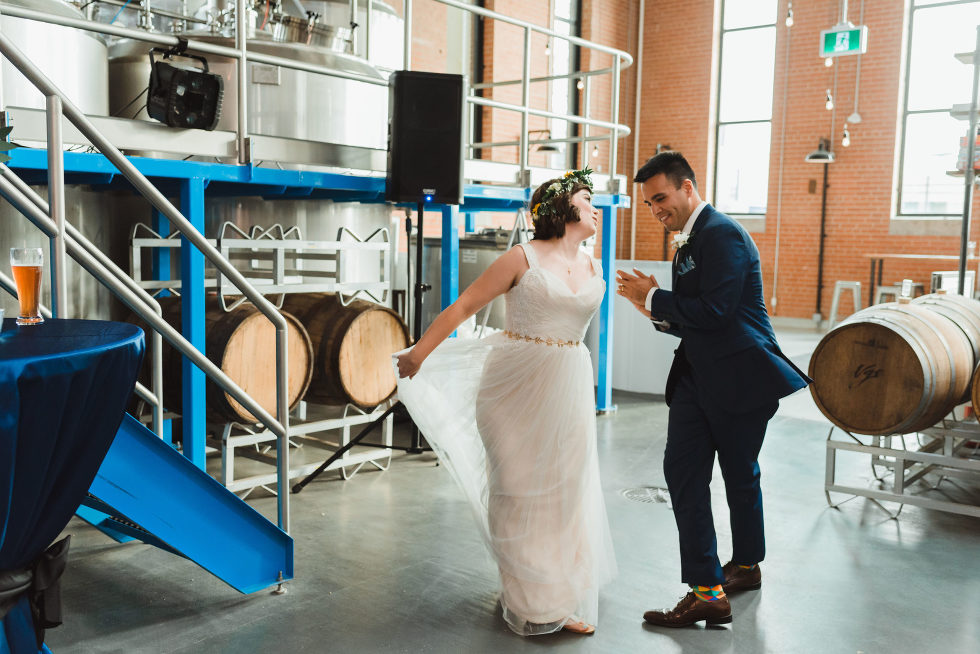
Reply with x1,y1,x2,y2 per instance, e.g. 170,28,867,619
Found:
396,242,617,636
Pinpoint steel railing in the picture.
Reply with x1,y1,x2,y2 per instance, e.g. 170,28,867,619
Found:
0,25,293,533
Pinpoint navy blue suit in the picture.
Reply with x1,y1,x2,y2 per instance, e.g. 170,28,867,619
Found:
650,204,811,586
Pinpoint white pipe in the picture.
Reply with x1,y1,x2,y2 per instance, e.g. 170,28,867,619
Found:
629,0,644,261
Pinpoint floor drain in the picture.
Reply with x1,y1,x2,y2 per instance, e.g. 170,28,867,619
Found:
621,486,672,506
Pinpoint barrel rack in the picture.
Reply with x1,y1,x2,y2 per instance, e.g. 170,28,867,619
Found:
825,420,980,519
129,219,397,493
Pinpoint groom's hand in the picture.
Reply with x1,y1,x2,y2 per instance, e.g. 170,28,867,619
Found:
616,268,659,306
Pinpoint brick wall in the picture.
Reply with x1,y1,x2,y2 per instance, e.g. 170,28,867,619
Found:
402,0,980,320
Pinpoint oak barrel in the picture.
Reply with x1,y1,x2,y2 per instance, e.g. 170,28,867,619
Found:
150,298,314,424
809,303,973,435
910,293,980,402
282,293,410,407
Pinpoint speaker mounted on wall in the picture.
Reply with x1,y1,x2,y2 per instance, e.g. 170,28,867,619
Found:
386,71,466,205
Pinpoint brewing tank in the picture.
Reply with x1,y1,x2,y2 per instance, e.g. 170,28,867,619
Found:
0,0,109,114
107,31,388,149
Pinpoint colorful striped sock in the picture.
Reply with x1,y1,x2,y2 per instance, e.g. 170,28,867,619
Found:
692,584,726,601
738,564,757,570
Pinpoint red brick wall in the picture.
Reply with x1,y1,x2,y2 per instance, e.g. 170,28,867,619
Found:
403,0,980,320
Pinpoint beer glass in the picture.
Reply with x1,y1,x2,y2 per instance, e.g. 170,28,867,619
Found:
10,247,44,325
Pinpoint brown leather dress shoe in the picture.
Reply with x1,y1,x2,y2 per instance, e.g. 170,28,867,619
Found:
721,561,762,593
643,592,732,628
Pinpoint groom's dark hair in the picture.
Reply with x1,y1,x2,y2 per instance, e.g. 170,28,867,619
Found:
634,151,698,191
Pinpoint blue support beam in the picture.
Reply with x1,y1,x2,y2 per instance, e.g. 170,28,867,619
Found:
180,177,207,468
464,212,475,233
440,204,460,310
597,203,617,413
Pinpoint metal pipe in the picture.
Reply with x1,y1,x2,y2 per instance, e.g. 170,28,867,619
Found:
349,0,358,57
403,0,412,70
92,0,209,25
581,77,591,168
471,133,611,150
0,5,386,86
0,174,285,437
816,161,829,320
608,55,621,190
471,67,614,90
0,31,290,493
468,95,629,136
236,0,249,164
364,0,372,61
629,0,645,260
434,0,633,65
518,26,530,186
45,95,67,318
957,25,980,296
0,163,166,439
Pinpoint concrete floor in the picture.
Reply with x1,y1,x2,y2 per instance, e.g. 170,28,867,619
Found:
47,326,980,653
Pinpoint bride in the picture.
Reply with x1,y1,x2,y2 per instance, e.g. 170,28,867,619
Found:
395,169,617,636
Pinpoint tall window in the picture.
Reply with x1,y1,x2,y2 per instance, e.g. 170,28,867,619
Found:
898,0,979,217
550,0,579,169
714,0,778,218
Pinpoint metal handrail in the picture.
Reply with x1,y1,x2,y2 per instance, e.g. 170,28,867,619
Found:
0,164,164,437
429,0,633,188
0,27,293,533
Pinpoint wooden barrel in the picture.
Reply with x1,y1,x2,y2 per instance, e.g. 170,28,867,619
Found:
910,293,980,402
282,293,409,407
809,303,973,435
146,298,314,424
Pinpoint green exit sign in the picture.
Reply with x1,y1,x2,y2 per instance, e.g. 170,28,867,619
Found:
820,25,868,58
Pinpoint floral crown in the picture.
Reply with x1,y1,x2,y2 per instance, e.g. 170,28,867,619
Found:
530,167,594,219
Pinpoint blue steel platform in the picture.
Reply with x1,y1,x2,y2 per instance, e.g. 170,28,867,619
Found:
6,148,627,465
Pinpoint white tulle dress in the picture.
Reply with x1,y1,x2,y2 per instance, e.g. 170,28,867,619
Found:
396,242,617,636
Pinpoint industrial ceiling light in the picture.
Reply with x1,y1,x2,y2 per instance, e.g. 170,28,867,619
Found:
805,138,836,163
147,41,224,131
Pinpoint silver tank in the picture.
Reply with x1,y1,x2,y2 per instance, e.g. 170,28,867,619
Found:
418,229,513,331
107,30,388,149
0,0,108,115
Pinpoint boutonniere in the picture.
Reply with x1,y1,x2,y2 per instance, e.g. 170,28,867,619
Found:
672,232,691,250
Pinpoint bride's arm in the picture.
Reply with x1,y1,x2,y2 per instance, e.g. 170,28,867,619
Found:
396,246,527,378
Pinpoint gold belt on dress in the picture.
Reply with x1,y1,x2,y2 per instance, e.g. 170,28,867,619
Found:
503,330,581,348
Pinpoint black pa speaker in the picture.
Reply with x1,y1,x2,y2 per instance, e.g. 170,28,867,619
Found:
386,71,465,205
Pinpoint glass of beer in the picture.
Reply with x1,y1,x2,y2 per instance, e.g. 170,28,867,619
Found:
10,247,44,325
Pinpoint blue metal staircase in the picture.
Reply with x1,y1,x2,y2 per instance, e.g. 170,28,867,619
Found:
77,414,293,595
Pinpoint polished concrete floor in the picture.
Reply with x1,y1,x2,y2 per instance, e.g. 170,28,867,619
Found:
47,327,980,653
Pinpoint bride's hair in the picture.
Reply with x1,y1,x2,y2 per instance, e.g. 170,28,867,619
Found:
529,180,591,240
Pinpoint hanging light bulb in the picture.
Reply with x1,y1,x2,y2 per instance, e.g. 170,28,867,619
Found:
842,123,851,147
785,2,794,27
825,89,834,111
591,144,600,159
825,57,834,68
545,39,551,56
576,78,585,91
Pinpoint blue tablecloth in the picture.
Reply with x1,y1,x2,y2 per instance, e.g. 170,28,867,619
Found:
0,319,144,654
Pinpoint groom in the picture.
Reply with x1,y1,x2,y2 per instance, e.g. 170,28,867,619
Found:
616,152,811,627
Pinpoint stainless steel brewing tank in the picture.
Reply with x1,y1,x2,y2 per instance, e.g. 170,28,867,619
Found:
416,230,513,332
0,0,108,114
300,0,405,72
107,32,388,150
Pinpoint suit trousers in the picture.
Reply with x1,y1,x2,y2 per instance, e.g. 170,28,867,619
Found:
664,369,778,587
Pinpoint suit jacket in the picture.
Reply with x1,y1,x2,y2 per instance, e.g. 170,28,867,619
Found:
650,204,811,414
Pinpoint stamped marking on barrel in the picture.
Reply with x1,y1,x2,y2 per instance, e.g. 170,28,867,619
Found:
854,338,888,350
849,363,884,389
